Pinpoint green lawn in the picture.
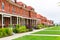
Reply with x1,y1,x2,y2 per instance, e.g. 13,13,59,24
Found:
33,26,60,34
13,35,60,40
13,26,60,40
33,31,60,34
46,26,60,30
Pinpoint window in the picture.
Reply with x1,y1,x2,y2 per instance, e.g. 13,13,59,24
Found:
2,2,4,10
12,7,15,13
29,11,31,17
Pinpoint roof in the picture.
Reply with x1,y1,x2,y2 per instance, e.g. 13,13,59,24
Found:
6,0,35,12
27,6,32,10
37,14,44,19
17,2,24,6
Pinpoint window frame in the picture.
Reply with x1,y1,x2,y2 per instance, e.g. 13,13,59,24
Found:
2,2,4,10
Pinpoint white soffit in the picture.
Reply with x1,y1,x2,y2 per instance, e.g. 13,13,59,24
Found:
3,14,11,17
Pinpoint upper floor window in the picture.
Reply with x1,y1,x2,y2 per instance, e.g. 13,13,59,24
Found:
12,7,15,13
12,7,16,14
2,2,4,10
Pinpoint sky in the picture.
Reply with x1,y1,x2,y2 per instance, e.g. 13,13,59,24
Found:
17,0,60,24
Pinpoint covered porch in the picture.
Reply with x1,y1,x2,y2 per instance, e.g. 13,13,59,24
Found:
0,13,37,28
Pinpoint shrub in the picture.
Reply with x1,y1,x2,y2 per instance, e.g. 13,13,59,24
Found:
28,28,33,31
13,24,21,33
0,28,13,38
2,28,8,37
0,29,3,38
26,24,33,31
18,25,27,33
6,28,13,36
13,25,27,33
9,24,13,28
36,24,44,29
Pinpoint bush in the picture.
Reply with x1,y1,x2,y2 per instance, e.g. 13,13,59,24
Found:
18,25,27,33
2,28,8,37
28,28,33,31
36,24,44,29
6,28,13,36
9,24,13,27
13,25,27,33
0,29,3,38
0,28,13,38
26,24,33,31
13,24,21,33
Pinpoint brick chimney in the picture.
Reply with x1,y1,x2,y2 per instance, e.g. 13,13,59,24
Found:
14,0,17,3
11,0,17,3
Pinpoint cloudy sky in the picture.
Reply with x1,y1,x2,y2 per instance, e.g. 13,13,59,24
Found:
17,0,60,24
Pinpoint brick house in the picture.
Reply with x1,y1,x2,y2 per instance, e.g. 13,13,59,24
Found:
36,14,54,26
0,0,53,28
0,0,38,28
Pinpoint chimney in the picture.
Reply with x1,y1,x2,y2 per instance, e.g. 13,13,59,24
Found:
14,0,17,3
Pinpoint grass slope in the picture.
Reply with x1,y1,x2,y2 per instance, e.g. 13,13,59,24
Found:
33,26,60,34
33,31,60,34
13,35,60,40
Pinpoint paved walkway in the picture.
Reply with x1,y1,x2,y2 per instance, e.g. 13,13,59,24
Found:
0,27,54,40
29,34,60,36
40,30,60,31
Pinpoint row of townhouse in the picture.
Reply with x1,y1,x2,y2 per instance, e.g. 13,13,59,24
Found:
0,0,53,28
37,14,54,26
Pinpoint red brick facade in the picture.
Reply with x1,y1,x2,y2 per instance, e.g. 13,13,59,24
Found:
37,14,54,26
0,0,37,18
0,0,54,27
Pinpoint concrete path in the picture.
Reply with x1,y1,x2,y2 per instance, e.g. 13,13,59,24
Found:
40,30,60,31
0,27,54,40
29,34,60,36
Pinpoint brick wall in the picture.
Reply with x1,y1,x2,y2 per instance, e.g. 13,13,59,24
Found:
0,0,37,19
20,8,23,16
0,0,2,11
29,11,36,18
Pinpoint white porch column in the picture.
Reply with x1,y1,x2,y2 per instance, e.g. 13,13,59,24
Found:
34,20,36,26
22,18,25,25
35,20,37,25
30,19,32,26
21,18,23,25
24,19,25,25
32,20,33,26
10,16,12,25
2,14,4,28
17,16,18,24
19,17,20,25
32,20,34,26
35,20,36,26
26,19,29,25
33,20,35,26
34,20,35,26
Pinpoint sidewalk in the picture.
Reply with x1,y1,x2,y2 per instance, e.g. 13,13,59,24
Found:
29,34,60,36
0,27,53,40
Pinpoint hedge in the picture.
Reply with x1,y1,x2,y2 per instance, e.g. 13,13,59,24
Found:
0,28,13,38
